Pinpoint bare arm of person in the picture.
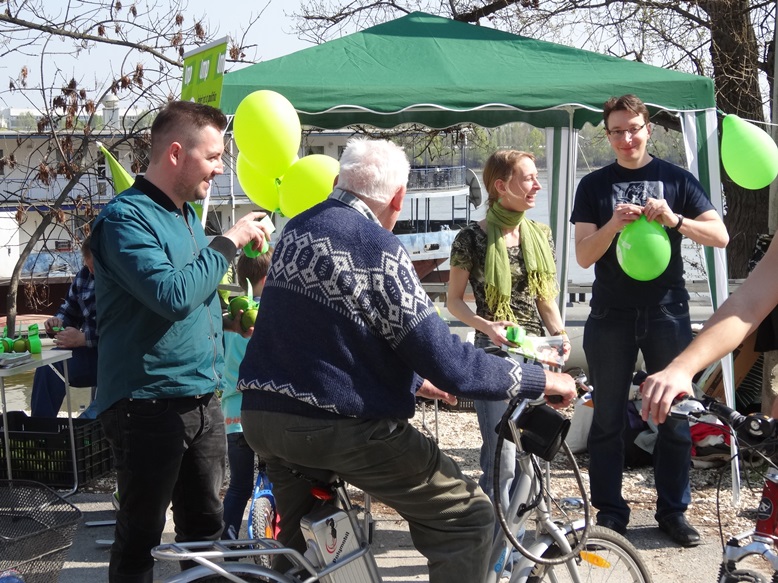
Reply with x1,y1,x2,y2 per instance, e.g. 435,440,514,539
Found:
676,209,729,248
574,203,642,268
416,378,457,406
642,237,778,424
446,265,513,346
536,296,570,361
642,200,728,248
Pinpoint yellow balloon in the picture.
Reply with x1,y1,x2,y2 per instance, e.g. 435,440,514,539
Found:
236,153,280,212
279,155,340,218
721,114,778,190
233,90,301,179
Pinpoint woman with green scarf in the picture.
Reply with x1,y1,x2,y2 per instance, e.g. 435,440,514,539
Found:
447,149,570,511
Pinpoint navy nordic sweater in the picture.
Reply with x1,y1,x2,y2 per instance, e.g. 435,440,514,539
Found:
238,194,545,420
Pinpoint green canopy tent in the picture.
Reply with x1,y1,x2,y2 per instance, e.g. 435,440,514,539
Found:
222,11,737,496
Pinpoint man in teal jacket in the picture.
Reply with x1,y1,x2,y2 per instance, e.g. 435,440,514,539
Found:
90,101,270,583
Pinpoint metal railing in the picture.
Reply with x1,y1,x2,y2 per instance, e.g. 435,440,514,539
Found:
407,165,466,192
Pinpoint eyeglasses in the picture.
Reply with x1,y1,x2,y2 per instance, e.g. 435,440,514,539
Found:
606,123,647,139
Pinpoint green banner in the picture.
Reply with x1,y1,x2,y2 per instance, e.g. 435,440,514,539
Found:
181,37,228,107
97,142,134,194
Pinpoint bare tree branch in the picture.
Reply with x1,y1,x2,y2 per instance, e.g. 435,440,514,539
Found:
0,13,181,65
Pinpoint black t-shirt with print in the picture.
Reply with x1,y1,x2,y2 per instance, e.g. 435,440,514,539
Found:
570,157,716,309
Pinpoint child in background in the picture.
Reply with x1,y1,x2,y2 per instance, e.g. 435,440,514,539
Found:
221,248,272,540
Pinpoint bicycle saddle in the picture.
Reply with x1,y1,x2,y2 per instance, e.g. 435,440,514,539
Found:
282,463,337,486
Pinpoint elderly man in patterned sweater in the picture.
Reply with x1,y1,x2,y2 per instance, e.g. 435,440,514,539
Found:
238,137,576,583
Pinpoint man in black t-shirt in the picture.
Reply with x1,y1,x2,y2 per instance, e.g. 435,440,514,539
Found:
570,94,728,547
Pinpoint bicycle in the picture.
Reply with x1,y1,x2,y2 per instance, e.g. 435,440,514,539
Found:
151,369,652,582
669,395,778,583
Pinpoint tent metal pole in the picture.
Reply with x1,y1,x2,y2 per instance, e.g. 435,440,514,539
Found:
558,107,577,324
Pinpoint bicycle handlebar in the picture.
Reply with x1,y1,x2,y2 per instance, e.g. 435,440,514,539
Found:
670,396,776,444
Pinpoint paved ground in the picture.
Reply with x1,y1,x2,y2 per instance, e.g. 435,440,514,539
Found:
59,490,431,583
56,490,742,582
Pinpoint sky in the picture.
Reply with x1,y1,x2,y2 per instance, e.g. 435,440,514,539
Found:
0,0,311,110
189,0,309,63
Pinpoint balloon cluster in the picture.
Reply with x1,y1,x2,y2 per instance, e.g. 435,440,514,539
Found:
720,114,778,191
0,324,42,354
616,216,671,281
233,90,340,218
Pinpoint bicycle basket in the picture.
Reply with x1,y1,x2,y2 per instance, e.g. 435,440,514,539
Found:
0,480,82,583
510,404,571,462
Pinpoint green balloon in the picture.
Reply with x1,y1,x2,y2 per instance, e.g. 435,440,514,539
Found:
233,90,301,180
278,154,340,218
721,114,778,190
616,216,671,281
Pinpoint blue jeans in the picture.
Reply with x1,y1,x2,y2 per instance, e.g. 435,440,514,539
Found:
99,394,226,583
474,346,541,510
475,399,516,510
222,432,257,540
584,302,693,528
30,347,98,417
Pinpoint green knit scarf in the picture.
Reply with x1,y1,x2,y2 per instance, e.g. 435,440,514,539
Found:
485,201,559,322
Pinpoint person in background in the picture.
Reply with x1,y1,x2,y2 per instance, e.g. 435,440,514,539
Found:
221,249,272,540
237,137,576,583
447,149,570,509
641,237,778,424
30,234,98,417
89,100,270,583
570,94,728,546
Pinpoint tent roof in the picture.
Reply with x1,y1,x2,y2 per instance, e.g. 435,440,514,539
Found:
221,12,715,129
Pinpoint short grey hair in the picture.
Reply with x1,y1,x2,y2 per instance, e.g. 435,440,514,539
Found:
336,137,410,204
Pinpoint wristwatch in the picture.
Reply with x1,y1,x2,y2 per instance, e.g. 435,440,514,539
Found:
672,214,684,230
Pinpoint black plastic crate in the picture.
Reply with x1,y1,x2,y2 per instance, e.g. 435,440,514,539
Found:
0,480,82,583
0,411,112,488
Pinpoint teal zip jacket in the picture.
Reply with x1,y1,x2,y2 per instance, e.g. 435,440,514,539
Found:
90,177,236,415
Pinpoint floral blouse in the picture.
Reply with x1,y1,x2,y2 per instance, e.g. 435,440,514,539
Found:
449,220,555,344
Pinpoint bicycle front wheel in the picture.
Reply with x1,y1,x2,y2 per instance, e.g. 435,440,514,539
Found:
527,525,652,583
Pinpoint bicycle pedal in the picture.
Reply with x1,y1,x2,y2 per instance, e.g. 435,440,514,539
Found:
560,497,584,511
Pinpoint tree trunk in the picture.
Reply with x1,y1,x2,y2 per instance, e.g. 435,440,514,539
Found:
704,0,767,278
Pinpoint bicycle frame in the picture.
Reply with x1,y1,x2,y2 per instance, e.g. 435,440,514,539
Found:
153,393,644,583
671,396,778,583
153,478,381,583
715,469,778,582
485,398,588,583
